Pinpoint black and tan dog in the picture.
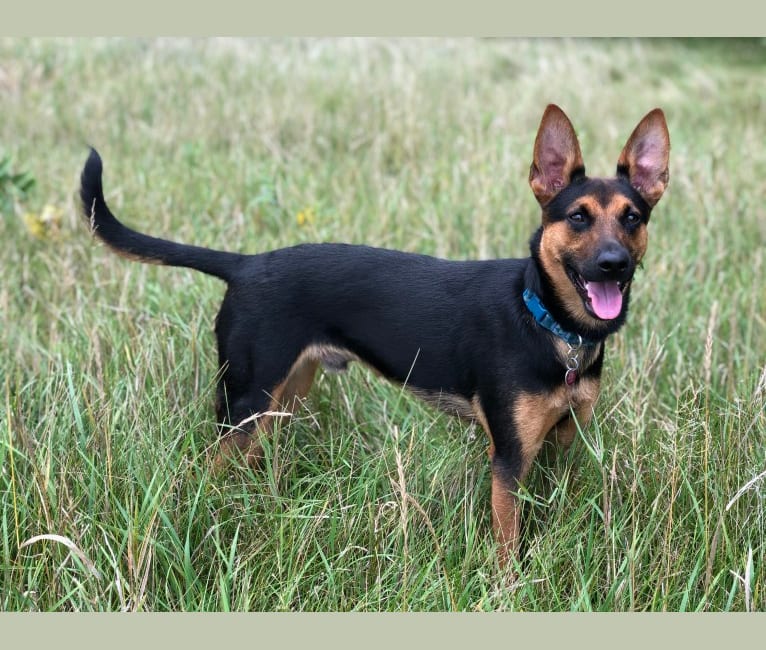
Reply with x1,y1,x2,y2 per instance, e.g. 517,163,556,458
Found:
79,105,669,566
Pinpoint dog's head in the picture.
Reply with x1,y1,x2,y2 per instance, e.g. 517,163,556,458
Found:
528,104,670,335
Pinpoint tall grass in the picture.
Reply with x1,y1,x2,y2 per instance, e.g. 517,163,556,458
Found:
1,38,764,611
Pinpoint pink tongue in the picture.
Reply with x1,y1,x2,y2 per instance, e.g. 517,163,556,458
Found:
585,281,623,320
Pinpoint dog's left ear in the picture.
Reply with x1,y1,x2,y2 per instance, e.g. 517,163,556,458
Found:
617,109,670,208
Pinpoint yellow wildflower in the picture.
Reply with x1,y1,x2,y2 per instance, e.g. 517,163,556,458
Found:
296,207,316,227
22,204,62,239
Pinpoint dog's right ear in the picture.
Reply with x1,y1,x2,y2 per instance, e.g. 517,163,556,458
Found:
529,105,584,207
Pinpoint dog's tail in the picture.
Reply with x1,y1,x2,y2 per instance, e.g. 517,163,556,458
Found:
80,148,243,282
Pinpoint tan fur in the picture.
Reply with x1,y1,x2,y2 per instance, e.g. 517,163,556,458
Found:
538,221,595,323
491,470,521,567
561,194,649,266
83,106,670,573
487,376,600,565
471,395,494,457
212,344,357,470
104,244,164,265
537,189,649,330
513,377,600,475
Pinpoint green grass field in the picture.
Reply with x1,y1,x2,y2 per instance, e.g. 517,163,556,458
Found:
1,38,764,611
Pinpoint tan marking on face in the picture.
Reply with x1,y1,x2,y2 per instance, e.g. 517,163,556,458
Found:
625,220,648,267
562,193,648,261
601,195,648,265
538,221,594,323
539,190,649,326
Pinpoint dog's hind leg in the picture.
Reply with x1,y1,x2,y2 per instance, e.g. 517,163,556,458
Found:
212,345,319,472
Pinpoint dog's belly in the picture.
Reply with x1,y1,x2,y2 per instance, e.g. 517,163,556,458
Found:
313,345,357,374
300,343,475,419
407,387,476,419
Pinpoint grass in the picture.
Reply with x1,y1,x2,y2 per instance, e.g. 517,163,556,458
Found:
1,37,764,611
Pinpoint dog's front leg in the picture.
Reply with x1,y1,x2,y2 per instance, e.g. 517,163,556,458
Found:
544,400,597,453
476,393,559,569
488,453,524,569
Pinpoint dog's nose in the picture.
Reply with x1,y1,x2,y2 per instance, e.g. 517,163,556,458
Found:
596,245,631,275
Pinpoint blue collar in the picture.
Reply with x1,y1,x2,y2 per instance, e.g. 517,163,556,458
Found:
522,288,596,348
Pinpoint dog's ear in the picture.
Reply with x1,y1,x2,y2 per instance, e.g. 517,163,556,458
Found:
617,109,670,208
529,104,584,207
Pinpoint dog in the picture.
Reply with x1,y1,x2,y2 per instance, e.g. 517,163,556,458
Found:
79,105,669,567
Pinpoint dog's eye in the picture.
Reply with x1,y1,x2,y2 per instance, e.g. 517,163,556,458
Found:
625,212,641,225
568,212,586,225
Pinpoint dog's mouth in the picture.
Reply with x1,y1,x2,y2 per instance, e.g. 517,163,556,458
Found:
567,266,629,321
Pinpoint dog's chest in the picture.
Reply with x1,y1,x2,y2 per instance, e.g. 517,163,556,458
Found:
552,339,603,385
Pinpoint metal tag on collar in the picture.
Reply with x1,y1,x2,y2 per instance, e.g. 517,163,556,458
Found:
564,334,583,386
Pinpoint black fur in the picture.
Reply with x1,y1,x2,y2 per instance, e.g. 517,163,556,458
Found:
80,148,579,420
81,149,242,281
79,105,669,566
